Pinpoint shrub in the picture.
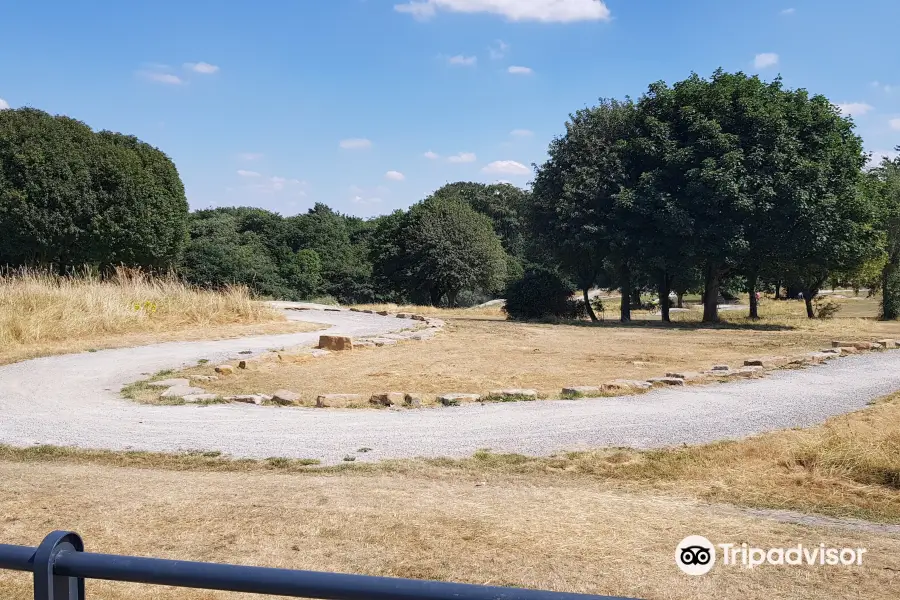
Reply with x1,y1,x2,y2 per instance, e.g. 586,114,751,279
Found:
503,269,575,320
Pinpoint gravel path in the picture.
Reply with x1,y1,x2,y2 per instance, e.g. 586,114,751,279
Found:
2,306,900,465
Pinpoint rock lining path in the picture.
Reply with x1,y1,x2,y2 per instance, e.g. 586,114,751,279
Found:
2,304,900,464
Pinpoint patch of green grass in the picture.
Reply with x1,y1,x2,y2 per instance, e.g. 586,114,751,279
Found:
197,359,209,365
357,447,373,453
343,455,357,462
482,393,538,403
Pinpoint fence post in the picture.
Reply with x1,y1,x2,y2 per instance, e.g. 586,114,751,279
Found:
33,531,85,600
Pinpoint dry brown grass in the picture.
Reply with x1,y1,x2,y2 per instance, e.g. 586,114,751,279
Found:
0,268,301,365
2,438,899,599
166,296,900,405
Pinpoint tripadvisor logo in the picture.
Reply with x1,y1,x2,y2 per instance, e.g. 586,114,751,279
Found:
675,536,867,575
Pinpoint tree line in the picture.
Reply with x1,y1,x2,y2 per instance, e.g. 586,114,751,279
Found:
2,70,899,322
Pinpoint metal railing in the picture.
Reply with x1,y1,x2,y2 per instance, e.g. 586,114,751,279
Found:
0,531,637,600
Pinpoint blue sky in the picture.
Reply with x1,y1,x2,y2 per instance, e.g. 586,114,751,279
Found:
1,0,898,218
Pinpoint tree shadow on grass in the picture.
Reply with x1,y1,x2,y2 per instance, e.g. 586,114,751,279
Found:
450,315,798,332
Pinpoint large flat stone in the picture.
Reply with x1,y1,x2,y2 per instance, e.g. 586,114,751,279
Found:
160,385,206,398
485,389,538,400
665,371,704,381
438,393,481,406
271,389,300,405
878,339,897,349
647,377,686,387
316,394,364,408
601,379,653,392
318,335,353,351
182,394,219,403
369,392,406,407
561,386,600,397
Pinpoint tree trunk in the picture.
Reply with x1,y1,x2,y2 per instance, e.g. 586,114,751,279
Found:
657,274,671,323
882,262,899,320
583,287,598,322
631,288,642,309
676,291,684,308
747,271,759,319
804,295,815,319
429,287,442,307
774,280,781,300
447,289,459,308
702,261,720,323
619,266,631,323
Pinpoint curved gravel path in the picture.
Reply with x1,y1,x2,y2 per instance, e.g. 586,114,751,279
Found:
2,305,900,465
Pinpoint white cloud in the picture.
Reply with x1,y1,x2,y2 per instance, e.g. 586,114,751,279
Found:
890,118,900,131
340,138,373,150
246,176,306,195
448,54,477,66
872,81,894,93
385,170,406,181
753,53,779,69
448,152,477,163
868,149,900,168
836,102,874,116
482,160,530,175
352,195,383,205
237,152,264,161
237,170,261,177
140,71,184,85
424,150,440,159
394,0,611,23
780,8,795,15
508,65,533,75
510,129,533,137
489,40,509,60
184,62,220,74
0,98,9,110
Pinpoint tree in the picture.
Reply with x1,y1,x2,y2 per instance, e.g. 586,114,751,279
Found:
0,108,188,270
399,198,508,306
531,98,639,322
862,149,900,319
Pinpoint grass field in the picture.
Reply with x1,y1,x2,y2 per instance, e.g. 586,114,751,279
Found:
157,295,900,406
0,269,308,365
2,392,900,599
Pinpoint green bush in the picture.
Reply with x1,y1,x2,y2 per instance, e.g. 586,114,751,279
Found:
503,269,575,320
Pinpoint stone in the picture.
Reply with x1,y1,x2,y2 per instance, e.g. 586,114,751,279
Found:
647,377,686,387
710,365,731,371
380,333,407,340
354,340,376,348
743,357,789,368
820,348,842,355
409,331,436,341
227,394,266,405
804,353,832,364
362,309,375,314
182,394,219,403
370,392,406,407
831,340,853,348
192,375,219,382
349,307,361,312
376,311,390,316
601,379,652,392
665,371,703,381
427,319,445,328
561,386,600,397
368,338,398,347
838,346,859,355
214,365,235,375
324,308,342,312
238,360,248,369
878,339,897,349
438,393,481,406
160,385,206,398
411,315,428,321
271,389,300,405
396,313,413,319
148,378,190,388
316,393,364,408
404,393,424,408
486,388,538,400
852,341,878,351
318,335,353,351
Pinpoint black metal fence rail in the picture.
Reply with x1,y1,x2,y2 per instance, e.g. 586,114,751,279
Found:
1,531,637,600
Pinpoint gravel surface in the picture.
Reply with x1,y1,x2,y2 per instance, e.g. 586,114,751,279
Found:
2,306,900,465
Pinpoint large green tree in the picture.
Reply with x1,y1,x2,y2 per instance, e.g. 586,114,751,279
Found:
0,108,188,270
863,148,900,319
531,98,639,322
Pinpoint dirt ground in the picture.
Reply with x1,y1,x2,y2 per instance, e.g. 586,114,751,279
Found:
1,458,898,600
165,296,900,405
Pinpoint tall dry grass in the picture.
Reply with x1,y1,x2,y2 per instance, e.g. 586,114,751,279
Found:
0,268,282,364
